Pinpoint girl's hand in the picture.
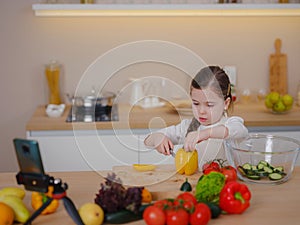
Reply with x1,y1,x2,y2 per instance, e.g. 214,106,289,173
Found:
144,133,174,155
184,130,209,151
155,135,174,155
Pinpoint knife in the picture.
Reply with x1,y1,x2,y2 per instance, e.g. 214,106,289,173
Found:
169,149,175,157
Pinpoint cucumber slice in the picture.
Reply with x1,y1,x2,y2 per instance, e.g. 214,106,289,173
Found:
263,166,273,174
242,163,252,171
257,163,265,170
258,160,269,166
237,166,247,176
269,173,283,180
247,175,261,180
251,165,258,171
257,171,269,177
274,166,284,173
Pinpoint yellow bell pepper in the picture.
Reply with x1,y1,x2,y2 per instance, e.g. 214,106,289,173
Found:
31,186,59,215
175,148,198,175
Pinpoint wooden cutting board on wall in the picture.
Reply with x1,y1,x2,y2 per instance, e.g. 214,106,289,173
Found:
269,38,288,95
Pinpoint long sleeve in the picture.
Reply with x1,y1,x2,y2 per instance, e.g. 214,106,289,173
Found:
224,116,248,139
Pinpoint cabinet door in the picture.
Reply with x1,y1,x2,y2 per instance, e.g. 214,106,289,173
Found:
31,134,139,172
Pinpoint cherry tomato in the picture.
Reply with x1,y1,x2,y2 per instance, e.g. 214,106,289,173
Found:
166,208,189,225
189,203,211,225
172,199,181,208
202,161,221,174
143,205,166,225
176,192,197,206
182,200,194,213
153,199,173,211
221,166,237,182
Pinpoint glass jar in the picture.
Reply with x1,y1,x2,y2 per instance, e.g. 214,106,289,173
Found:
45,60,61,105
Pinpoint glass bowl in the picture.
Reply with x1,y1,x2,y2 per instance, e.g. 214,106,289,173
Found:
225,134,300,184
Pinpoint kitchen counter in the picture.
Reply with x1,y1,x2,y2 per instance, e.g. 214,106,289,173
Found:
26,102,300,131
1,166,300,225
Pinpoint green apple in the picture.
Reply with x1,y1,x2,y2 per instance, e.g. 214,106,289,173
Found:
265,98,273,109
269,92,280,104
273,100,286,113
282,94,294,107
78,203,104,225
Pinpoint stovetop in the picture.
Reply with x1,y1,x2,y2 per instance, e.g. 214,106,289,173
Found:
66,105,118,122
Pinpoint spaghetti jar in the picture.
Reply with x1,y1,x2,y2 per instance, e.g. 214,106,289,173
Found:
45,60,61,105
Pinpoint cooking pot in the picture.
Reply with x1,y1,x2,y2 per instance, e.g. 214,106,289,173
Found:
66,91,116,108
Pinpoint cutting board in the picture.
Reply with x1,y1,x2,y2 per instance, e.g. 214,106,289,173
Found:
112,164,201,200
269,38,288,95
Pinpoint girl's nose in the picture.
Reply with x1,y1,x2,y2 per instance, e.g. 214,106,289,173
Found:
197,105,206,114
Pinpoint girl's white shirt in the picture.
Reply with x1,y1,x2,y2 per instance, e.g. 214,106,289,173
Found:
141,116,248,167
157,116,248,145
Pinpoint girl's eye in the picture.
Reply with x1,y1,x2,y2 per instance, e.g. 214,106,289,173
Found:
207,103,215,107
192,102,199,106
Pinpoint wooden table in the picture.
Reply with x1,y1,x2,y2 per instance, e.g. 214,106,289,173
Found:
1,167,300,225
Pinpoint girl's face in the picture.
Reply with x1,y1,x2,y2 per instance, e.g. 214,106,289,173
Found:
191,87,230,126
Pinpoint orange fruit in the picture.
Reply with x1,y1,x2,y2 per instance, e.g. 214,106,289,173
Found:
0,202,14,225
141,188,152,203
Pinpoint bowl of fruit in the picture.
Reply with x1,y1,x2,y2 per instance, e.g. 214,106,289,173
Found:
225,134,300,184
264,92,294,114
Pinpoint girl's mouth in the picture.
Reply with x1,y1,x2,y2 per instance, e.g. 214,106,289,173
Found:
199,117,207,123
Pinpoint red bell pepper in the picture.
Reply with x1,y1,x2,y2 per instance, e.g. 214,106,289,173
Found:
219,181,251,214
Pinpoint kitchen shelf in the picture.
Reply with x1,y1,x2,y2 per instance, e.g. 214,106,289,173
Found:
32,3,300,17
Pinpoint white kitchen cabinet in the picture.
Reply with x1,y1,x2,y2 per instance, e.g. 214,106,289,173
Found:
27,130,140,172
27,126,300,172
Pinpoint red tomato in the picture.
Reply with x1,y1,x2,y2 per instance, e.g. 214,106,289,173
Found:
189,203,211,225
143,205,166,225
154,199,173,210
202,161,221,174
166,208,189,225
182,200,194,213
221,166,237,182
176,192,197,206
172,199,181,208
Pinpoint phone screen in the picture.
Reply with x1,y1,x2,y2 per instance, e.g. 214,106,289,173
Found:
13,138,45,175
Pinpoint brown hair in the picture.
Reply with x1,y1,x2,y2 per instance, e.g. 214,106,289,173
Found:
191,66,233,110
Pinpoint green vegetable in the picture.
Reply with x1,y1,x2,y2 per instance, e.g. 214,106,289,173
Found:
269,173,283,180
104,204,150,224
239,161,286,181
180,178,192,192
195,171,225,204
205,202,222,219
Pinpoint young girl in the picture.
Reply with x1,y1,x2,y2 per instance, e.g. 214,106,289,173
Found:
144,66,248,165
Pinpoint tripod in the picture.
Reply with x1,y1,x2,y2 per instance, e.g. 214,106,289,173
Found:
16,173,84,225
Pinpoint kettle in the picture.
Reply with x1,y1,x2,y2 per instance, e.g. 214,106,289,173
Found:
129,78,149,106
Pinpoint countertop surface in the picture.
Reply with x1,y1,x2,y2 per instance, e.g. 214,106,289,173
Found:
26,102,300,131
1,165,300,225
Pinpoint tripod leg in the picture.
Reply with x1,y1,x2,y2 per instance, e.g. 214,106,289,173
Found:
24,197,53,225
62,196,84,225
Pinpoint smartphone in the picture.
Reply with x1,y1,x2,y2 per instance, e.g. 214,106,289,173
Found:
14,138,45,174
13,138,49,192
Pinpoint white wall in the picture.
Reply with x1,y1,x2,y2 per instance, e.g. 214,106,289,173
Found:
0,0,300,172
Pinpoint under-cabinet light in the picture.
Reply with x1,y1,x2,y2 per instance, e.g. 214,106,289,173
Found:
32,4,300,17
